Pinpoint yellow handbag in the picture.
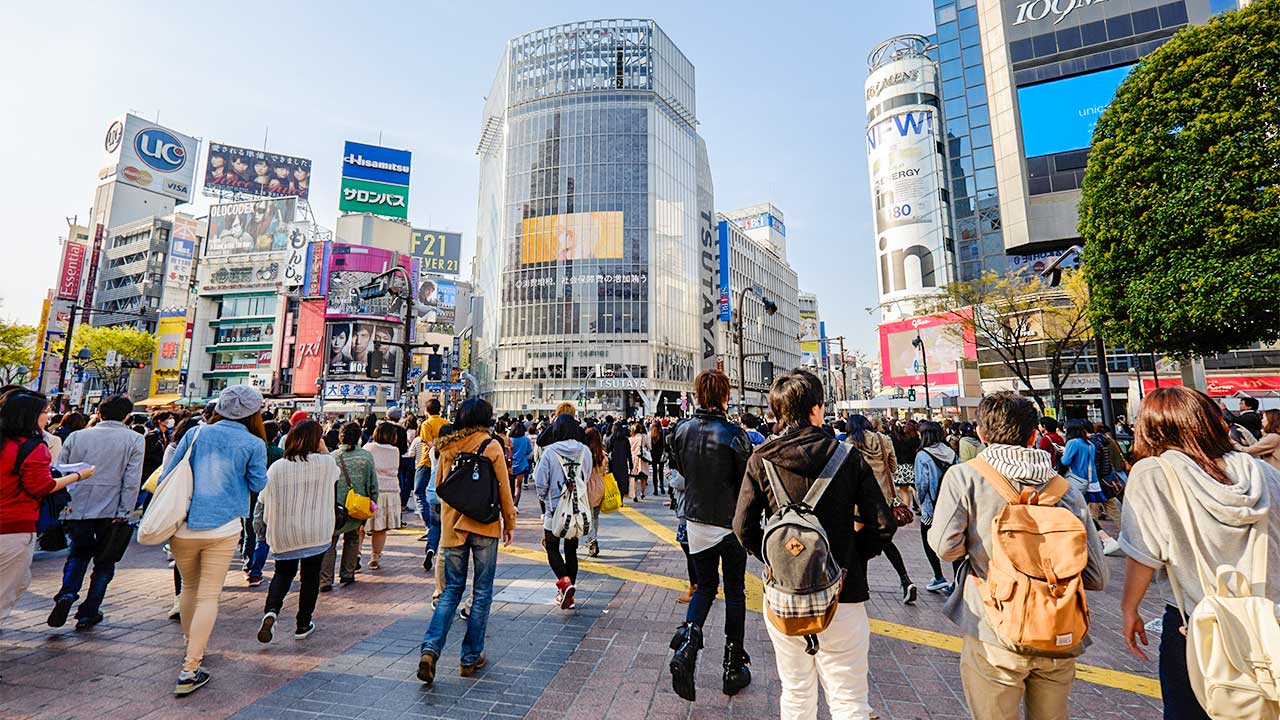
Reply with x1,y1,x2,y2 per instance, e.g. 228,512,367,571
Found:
141,466,163,494
337,455,376,521
600,472,623,514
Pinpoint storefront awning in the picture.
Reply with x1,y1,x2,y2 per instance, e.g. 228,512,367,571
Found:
136,395,181,408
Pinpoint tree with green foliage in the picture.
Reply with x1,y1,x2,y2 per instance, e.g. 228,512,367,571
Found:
1078,0,1280,357
71,325,156,395
0,321,37,385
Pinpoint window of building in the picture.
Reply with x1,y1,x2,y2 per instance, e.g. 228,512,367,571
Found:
965,84,988,107
969,104,990,127
957,5,978,28
941,58,962,81
936,3,956,24
937,21,959,43
961,44,983,68
1010,38,1034,63
973,146,995,169
1056,25,1083,52
1081,20,1107,46
1106,14,1134,41
1032,32,1057,58
960,25,981,49
970,124,992,148
1161,2,1189,26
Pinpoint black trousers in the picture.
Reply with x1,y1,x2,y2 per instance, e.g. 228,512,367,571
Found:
264,552,325,629
686,534,747,646
920,523,944,581
680,542,697,586
880,539,912,586
544,529,578,584
1160,605,1212,720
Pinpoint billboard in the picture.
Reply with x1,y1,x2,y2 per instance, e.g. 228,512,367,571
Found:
148,311,187,396
340,141,411,219
717,222,731,321
519,211,623,264
56,240,87,301
323,244,413,322
410,229,462,275
1018,64,1135,158
865,55,951,309
102,114,199,202
416,275,457,336
291,299,326,395
166,215,198,288
878,311,977,389
205,198,296,257
325,321,403,380
800,311,820,366
203,142,311,200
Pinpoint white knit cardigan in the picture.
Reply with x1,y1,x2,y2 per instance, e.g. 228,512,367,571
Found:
260,453,339,555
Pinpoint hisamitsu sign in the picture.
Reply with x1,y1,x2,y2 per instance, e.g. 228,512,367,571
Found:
339,141,411,219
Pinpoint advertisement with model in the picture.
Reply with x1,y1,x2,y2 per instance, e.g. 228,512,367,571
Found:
321,244,413,322
878,310,976,389
101,114,200,202
410,228,462,275
325,321,403,380
205,198,296,257
203,142,311,200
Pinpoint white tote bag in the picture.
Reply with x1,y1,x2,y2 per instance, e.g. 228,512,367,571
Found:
550,450,592,539
137,428,201,545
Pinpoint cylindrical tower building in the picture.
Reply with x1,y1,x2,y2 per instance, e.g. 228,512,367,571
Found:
865,35,954,322
472,19,709,416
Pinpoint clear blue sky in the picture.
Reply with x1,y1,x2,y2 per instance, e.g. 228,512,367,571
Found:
1,0,936,360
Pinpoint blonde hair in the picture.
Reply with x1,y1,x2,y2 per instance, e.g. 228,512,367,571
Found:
555,401,576,418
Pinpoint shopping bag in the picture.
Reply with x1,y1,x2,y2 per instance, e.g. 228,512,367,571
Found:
138,428,200,545
600,472,622,514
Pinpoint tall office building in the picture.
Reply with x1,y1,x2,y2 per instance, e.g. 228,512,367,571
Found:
473,19,713,416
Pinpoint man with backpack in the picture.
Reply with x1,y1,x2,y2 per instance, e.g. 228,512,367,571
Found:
666,369,754,702
734,369,895,720
929,392,1108,720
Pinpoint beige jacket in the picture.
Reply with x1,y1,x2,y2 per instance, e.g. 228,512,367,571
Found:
852,432,898,502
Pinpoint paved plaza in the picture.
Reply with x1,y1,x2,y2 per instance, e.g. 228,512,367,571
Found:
0,500,1167,719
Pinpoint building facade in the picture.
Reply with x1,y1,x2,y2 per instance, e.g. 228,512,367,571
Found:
473,19,710,416
716,214,801,411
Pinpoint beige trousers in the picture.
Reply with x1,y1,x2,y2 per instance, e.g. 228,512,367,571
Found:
170,534,238,672
960,636,1076,720
0,533,36,623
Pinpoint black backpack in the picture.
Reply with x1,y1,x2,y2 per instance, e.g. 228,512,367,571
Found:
8,437,71,538
437,437,500,524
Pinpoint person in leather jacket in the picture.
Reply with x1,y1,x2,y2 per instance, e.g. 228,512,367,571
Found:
665,369,753,702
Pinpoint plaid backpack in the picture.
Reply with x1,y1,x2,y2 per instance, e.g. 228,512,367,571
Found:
759,443,850,655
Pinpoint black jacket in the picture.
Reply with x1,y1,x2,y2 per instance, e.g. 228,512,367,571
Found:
734,425,895,604
668,409,752,528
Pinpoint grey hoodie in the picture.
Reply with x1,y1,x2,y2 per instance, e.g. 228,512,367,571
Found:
533,439,590,531
1119,450,1280,608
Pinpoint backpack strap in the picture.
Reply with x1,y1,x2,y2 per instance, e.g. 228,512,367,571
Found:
969,457,1021,504
801,442,850,508
969,457,1070,506
761,459,794,511
11,437,43,478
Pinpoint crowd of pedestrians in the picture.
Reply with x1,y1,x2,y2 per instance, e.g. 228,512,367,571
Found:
2,372,1279,720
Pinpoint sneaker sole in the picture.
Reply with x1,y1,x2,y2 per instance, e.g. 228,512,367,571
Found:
257,616,275,643
903,586,918,605
174,676,209,696
294,625,315,640
560,586,575,610
670,659,696,702
47,600,73,628
417,656,436,684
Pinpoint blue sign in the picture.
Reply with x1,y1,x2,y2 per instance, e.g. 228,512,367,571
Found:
1017,64,1134,158
341,141,412,186
134,128,188,172
717,221,731,321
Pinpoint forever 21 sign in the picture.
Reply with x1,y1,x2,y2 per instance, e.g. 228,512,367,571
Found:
1012,0,1109,26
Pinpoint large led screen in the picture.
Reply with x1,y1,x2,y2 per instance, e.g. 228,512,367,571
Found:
1017,64,1134,158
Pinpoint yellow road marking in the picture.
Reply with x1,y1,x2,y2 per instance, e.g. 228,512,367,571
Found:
607,505,1161,699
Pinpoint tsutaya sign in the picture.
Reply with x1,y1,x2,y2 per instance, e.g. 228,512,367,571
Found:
1012,0,1110,26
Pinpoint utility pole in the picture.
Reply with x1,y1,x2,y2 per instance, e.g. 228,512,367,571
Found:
733,285,777,411
913,328,931,415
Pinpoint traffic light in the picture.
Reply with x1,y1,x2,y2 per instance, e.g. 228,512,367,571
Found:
761,360,775,387
366,348,384,379
908,388,917,403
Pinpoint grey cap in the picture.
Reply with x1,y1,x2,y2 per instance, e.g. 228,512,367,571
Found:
216,384,264,420
387,407,403,421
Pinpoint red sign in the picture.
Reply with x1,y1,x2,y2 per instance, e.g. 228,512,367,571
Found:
1142,375,1280,397
879,309,977,389
81,224,104,322
57,242,87,301
291,299,326,395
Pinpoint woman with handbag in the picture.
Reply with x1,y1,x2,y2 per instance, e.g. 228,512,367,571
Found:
912,421,956,594
161,385,269,696
0,390,91,625
582,427,607,558
362,422,404,571
321,422,378,590
255,420,337,643
629,422,651,502
847,414,917,605
1118,387,1280,720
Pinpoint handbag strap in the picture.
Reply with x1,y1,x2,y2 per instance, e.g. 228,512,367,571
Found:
336,452,354,493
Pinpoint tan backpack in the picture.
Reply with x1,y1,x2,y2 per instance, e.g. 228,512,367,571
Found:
970,458,1091,653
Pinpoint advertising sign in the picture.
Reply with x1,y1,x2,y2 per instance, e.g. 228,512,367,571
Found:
878,310,977,389
291,299,326,395
325,322,403,380
410,229,462,275
102,114,199,202
148,311,187,396
203,142,311,199
303,240,330,297
800,311,821,366
1018,64,1134,157
340,141,411,219
283,224,313,288
416,275,457,336
520,211,623,264
56,240,87,301
1141,375,1280,398
82,223,104,323
323,244,413,322
717,221,732,321
200,257,283,293
696,136,718,371
735,213,786,236
205,198,296,257
323,380,398,403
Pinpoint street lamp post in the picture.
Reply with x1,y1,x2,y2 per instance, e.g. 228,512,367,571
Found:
733,285,777,412
912,329,931,415
1041,245,1115,428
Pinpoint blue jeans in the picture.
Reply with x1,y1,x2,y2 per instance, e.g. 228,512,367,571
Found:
686,533,748,645
420,534,498,664
399,457,415,509
414,466,432,527
56,518,117,618
247,538,271,580
427,503,442,553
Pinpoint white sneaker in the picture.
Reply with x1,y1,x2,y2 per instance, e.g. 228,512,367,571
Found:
1104,539,1124,557
168,597,181,621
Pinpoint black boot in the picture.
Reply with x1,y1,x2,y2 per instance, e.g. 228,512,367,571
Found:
722,641,751,696
668,622,702,702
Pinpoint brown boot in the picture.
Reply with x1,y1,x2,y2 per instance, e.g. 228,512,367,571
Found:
676,585,696,604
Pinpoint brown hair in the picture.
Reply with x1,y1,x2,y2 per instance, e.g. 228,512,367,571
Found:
212,411,268,442
976,392,1039,446
584,427,606,468
1262,409,1280,435
373,421,399,446
1133,386,1234,484
769,369,825,428
694,369,731,410
283,420,323,461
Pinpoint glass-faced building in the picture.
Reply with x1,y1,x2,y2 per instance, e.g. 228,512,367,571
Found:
473,19,712,416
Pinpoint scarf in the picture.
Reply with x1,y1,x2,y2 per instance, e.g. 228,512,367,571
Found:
982,443,1058,482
